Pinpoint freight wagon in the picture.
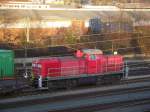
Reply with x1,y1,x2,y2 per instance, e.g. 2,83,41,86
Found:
0,50,15,92
89,18,133,33
32,49,124,89
0,50,14,79
0,50,27,93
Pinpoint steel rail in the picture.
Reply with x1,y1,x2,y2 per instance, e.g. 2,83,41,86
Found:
0,78,150,109
1,74,150,99
1,85,150,112
48,98,150,112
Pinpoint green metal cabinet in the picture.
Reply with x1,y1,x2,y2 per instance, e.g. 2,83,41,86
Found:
0,50,14,79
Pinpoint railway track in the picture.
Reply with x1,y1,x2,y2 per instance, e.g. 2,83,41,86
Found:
49,98,150,112
0,75,150,99
0,77,150,112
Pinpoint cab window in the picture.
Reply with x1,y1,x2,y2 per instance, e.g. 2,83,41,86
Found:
90,55,96,60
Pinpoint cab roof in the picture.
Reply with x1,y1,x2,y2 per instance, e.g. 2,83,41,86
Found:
82,49,103,55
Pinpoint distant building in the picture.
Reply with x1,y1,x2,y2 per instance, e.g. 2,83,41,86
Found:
31,0,45,4
31,0,64,4
31,0,89,5
0,0,31,3
45,0,64,4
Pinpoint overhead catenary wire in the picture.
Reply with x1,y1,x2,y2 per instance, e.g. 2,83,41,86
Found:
14,45,149,61
13,35,150,51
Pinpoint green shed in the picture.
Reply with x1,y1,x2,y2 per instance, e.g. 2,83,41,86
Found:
0,50,14,79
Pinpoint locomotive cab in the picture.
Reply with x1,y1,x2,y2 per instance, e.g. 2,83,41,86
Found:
75,49,103,58
76,49,105,74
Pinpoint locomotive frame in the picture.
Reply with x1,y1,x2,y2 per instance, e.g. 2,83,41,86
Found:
33,70,124,89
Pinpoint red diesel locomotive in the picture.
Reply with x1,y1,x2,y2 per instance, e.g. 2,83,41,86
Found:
32,49,124,89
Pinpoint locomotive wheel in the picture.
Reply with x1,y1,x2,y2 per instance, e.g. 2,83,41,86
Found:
43,79,48,87
32,79,38,88
112,75,121,84
72,79,78,87
103,76,112,84
96,77,102,86
66,79,77,90
47,81,57,91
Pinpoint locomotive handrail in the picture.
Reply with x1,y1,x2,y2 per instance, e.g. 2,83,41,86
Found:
47,66,82,76
45,64,124,76
47,66,80,70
